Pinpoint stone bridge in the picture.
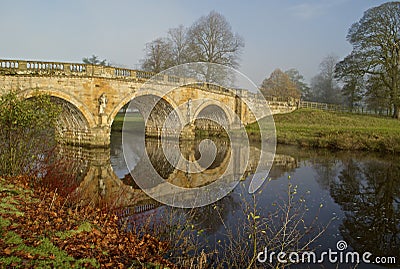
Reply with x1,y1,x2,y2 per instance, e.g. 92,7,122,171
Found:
0,59,298,147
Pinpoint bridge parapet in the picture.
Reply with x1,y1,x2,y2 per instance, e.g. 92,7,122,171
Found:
0,58,192,84
0,59,245,98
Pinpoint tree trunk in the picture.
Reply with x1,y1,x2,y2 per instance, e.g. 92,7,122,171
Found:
393,104,400,119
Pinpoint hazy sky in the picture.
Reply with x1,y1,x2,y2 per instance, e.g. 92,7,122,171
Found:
0,0,390,85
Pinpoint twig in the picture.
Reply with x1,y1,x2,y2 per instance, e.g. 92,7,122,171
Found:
49,188,57,210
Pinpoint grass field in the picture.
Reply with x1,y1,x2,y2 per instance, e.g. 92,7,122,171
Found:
270,109,400,153
111,112,144,132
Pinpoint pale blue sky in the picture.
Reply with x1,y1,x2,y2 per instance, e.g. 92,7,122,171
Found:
0,0,390,84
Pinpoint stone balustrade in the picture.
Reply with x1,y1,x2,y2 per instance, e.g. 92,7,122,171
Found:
0,59,243,97
0,59,173,82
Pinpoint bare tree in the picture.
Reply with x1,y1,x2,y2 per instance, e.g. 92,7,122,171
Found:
186,11,244,68
311,55,342,104
141,11,244,81
168,25,190,66
184,11,244,82
141,38,173,73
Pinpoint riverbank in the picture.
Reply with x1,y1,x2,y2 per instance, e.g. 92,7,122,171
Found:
0,176,173,268
112,109,400,153
271,109,400,153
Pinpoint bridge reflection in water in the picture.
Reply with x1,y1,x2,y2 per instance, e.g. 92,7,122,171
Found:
54,133,297,213
53,139,400,264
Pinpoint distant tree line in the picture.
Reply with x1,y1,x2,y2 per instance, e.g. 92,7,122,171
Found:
261,2,400,119
91,3,399,118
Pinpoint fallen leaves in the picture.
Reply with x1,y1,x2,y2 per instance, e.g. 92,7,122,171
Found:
0,175,174,268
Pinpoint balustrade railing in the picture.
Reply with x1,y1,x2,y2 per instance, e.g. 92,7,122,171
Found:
1,60,19,69
0,59,145,79
114,68,131,77
0,59,244,97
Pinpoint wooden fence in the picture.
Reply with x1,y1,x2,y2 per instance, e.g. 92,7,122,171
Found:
263,95,392,116
299,100,392,116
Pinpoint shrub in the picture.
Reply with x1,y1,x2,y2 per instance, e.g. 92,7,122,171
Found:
0,91,61,176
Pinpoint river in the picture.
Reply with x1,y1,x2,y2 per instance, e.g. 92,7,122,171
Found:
54,128,399,268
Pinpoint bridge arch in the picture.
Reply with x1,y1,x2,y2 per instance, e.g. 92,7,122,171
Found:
50,96,90,135
193,102,233,132
109,90,185,136
21,88,96,128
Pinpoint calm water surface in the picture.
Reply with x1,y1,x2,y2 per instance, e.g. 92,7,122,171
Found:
56,129,399,268
108,130,399,268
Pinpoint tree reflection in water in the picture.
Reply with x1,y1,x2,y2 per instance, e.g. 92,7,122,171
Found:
109,135,400,266
331,157,400,259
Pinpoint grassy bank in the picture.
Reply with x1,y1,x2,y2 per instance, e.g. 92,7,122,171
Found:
112,113,144,132
270,109,400,153
113,109,400,153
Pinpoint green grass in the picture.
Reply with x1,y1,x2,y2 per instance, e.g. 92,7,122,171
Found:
0,235,99,268
111,112,145,132
55,221,92,240
249,108,400,153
